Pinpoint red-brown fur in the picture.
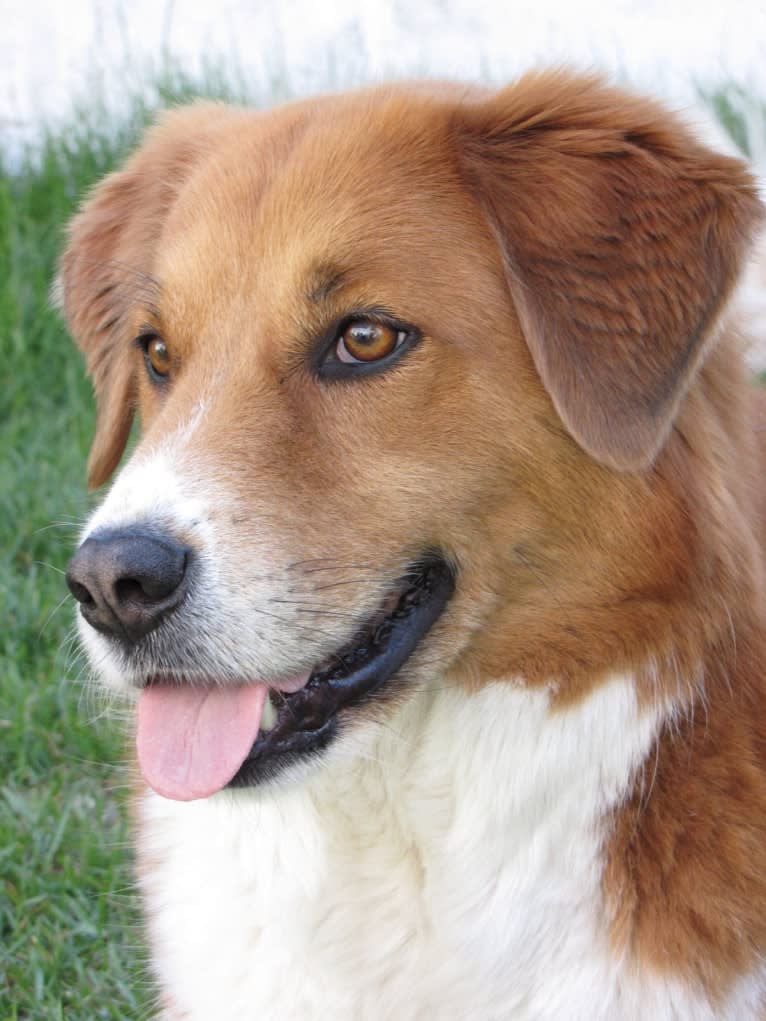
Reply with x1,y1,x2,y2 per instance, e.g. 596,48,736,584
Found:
61,72,766,1008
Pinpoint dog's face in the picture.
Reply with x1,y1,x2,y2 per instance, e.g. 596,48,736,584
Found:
62,76,761,800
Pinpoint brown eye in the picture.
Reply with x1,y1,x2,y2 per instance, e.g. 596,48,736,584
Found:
337,321,403,364
145,336,171,379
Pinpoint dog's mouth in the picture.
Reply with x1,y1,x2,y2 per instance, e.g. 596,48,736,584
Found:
135,552,455,800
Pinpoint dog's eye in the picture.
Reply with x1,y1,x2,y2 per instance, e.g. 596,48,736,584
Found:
316,314,420,380
139,335,171,382
336,322,404,364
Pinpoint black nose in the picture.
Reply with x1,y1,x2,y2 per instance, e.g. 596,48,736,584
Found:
66,526,190,642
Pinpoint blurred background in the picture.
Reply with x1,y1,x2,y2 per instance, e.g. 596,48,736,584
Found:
4,0,766,162
2,2,765,1018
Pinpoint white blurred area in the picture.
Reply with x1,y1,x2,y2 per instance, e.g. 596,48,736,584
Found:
2,0,766,156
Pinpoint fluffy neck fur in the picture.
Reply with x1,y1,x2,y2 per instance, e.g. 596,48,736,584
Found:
135,676,760,1021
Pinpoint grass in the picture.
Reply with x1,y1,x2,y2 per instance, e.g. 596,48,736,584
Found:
0,125,140,1021
702,82,766,162
0,65,763,1019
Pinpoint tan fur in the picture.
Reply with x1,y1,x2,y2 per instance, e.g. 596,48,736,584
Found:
62,73,766,1010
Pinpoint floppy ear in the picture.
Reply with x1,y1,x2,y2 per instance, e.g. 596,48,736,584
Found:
59,102,247,487
456,72,764,470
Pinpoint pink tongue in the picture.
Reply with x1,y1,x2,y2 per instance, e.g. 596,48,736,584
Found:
136,683,268,801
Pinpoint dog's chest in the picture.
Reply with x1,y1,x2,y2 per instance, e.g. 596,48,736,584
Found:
137,681,757,1021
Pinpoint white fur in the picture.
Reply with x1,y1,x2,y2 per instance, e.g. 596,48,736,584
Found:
133,677,761,1021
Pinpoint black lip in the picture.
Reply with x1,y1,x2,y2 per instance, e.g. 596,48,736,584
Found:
227,552,455,788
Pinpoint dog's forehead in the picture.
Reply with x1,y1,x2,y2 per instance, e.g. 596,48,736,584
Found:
153,91,483,325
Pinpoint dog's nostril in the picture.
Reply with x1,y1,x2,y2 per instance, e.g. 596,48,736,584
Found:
67,578,95,605
115,576,153,606
114,556,187,605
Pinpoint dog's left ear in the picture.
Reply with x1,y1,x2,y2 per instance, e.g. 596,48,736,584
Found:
456,72,764,470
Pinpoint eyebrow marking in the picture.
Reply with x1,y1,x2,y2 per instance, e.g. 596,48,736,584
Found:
306,264,348,304
97,261,164,321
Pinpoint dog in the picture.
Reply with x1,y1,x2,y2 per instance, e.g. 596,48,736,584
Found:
61,72,766,1019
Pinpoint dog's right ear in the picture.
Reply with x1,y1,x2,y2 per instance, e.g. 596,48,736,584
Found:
59,102,246,488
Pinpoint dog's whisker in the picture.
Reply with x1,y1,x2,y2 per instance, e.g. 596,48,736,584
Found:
33,559,68,576
249,606,352,643
268,599,361,619
32,519,85,536
285,560,380,576
310,577,383,593
37,591,75,639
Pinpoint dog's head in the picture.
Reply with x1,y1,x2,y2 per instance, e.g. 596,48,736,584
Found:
61,74,762,800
